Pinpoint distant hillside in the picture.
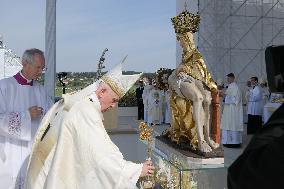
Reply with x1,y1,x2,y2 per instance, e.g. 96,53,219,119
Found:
38,71,156,98
54,71,156,81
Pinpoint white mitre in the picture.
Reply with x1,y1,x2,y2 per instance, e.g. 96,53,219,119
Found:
101,63,142,98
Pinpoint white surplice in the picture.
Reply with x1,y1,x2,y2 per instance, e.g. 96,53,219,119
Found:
25,88,143,189
221,82,243,144
0,75,52,189
247,85,263,116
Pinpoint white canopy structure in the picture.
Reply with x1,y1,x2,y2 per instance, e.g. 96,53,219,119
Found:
177,0,284,87
0,39,22,80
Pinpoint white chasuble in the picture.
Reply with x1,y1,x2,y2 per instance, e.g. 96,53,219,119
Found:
247,85,263,116
25,93,142,189
0,75,52,189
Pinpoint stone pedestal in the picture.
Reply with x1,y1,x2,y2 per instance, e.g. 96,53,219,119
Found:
211,91,221,144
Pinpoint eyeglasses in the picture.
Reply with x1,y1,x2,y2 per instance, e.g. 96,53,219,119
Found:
30,63,47,71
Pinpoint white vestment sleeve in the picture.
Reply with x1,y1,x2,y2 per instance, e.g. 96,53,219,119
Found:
0,110,31,141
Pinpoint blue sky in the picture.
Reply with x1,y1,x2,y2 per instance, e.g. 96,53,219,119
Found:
1,0,176,72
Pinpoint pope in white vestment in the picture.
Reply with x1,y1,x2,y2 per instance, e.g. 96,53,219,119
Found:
221,74,243,147
0,49,52,189
25,63,154,189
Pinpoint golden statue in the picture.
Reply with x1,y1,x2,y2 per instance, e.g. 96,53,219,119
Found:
166,11,219,153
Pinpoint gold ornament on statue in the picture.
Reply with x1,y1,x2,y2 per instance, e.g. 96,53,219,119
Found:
171,11,200,34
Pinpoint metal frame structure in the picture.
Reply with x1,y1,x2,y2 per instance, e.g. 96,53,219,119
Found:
196,0,284,86
45,0,56,101
0,43,22,80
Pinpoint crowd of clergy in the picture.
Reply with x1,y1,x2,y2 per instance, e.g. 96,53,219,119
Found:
219,73,271,148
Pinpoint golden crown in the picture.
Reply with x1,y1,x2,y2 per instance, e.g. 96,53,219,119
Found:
171,11,200,34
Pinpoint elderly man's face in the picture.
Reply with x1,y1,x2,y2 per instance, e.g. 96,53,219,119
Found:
96,83,120,112
22,53,45,80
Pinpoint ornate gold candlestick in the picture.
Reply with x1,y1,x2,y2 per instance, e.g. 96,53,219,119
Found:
139,122,155,189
